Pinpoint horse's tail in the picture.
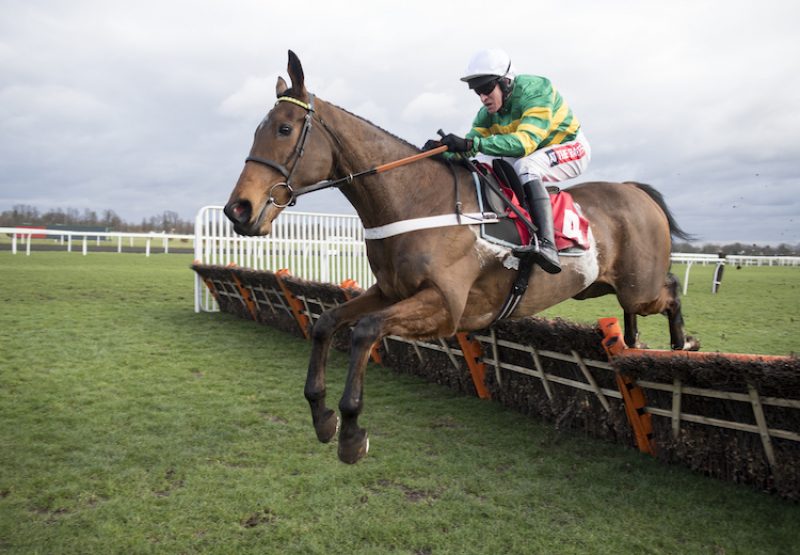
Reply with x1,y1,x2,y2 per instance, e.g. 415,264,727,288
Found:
626,181,697,242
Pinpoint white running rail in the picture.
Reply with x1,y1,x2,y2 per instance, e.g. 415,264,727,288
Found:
0,226,192,255
193,206,375,312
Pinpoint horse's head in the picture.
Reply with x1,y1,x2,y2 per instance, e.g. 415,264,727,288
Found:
225,51,336,236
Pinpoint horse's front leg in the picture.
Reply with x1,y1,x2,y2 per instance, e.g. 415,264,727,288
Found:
305,286,391,444
337,286,456,464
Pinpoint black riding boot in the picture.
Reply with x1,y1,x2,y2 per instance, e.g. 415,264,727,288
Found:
512,177,562,274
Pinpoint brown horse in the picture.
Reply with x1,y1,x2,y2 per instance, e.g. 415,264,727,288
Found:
225,51,698,463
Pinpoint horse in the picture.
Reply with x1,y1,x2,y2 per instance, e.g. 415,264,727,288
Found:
224,50,698,464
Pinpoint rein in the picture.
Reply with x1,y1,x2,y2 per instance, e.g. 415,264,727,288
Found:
245,94,447,207
297,145,449,198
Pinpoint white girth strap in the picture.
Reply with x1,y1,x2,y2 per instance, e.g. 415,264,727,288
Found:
363,212,499,240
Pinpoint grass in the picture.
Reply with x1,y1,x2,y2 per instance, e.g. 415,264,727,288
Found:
1,252,799,554
542,263,800,355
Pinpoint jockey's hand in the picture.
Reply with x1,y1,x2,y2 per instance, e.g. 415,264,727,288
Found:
422,139,442,151
440,133,473,153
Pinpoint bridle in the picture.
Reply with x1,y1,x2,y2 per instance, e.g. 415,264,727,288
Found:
245,94,341,208
244,93,450,209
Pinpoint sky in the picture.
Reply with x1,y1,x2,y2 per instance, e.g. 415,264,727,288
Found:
1,0,798,245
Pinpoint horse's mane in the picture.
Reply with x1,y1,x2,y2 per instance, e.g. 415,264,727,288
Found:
284,88,439,158
325,99,422,153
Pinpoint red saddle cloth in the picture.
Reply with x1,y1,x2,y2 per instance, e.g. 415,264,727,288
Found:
491,175,591,251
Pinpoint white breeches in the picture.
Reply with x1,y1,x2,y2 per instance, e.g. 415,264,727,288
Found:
475,130,591,184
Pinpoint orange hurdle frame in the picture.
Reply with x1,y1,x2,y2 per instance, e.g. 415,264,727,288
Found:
598,317,656,454
275,269,311,339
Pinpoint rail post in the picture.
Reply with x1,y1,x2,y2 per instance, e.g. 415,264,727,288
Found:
275,269,311,339
598,317,656,455
456,332,491,399
227,264,258,321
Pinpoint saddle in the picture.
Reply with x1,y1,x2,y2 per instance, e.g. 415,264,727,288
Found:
470,160,592,321
473,160,591,254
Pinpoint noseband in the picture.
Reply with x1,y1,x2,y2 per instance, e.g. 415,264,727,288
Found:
245,95,321,208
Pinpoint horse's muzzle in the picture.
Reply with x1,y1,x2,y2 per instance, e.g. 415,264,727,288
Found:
224,199,253,235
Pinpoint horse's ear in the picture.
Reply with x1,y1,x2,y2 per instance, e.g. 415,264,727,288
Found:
276,76,288,97
287,49,307,99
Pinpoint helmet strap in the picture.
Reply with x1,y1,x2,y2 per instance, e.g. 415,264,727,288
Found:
498,60,513,103
499,77,514,104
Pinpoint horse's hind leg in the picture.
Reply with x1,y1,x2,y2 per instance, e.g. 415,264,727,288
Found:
623,311,642,348
663,273,700,351
620,273,699,351
305,287,391,444
338,287,456,464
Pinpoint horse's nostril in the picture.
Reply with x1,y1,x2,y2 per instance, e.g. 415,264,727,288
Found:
224,200,252,225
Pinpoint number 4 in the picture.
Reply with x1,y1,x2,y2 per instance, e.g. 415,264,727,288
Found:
561,208,584,242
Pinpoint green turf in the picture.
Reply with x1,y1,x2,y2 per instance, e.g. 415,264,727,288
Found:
1,252,798,554
542,263,799,355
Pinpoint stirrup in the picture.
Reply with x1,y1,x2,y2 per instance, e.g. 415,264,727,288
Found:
513,233,541,255
512,243,541,256
513,239,561,274
533,251,562,274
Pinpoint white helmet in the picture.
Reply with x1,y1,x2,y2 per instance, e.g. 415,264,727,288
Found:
460,48,517,89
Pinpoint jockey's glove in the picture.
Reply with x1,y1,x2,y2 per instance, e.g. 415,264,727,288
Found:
422,139,442,151
440,133,473,153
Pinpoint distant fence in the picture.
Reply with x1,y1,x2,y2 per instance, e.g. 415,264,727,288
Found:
12,224,112,241
0,226,193,256
671,252,800,267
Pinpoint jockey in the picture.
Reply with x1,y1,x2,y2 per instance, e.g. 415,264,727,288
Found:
436,48,591,274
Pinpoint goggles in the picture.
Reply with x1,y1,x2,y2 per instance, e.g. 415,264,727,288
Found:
473,79,498,96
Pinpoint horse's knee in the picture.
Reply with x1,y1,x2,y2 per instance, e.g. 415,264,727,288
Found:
350,314,382,352
311,309,338,343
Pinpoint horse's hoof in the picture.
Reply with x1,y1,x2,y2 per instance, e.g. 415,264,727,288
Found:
338,429,369,464
683,336,701,351
314,409,339,444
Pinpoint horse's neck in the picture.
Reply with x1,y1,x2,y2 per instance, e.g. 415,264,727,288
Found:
320,101,465,228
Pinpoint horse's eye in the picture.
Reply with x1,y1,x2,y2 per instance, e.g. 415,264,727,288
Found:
278,124,292,136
